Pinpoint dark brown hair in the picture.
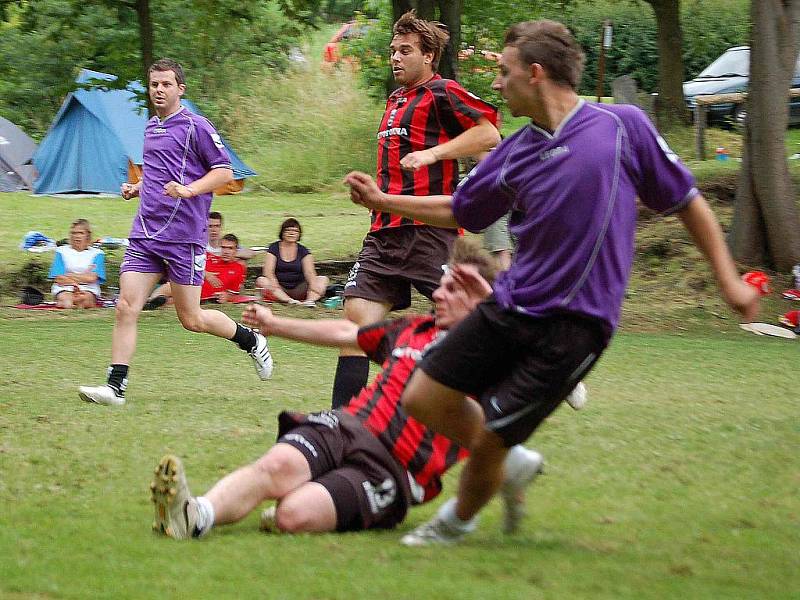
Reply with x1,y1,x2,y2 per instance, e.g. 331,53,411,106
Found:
148,58,185,86
392,11,450,71
208,211,223,224
504,20,585,90
279,218,302,241
221,233,239,247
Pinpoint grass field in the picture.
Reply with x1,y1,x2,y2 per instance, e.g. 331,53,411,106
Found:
2,41,800,597
0,307,798,599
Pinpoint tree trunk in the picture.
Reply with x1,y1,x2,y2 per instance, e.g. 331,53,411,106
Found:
644,0,687,129
437,0,460,81
731,0,800,270
134,0,154,116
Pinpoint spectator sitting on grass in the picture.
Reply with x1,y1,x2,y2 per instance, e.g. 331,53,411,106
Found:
48,218,105,309
255,218,329,307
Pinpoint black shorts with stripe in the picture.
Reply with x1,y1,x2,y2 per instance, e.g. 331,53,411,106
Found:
418,297,607,446
276,410,412,531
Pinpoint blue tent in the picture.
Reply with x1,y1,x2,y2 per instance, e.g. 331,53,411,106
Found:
33,69,256,195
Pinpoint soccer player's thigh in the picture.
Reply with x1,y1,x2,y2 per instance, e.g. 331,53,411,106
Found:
118,271,163,310
482,319,605,447
274,481,337,532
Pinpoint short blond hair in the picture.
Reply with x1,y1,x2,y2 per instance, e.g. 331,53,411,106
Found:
450,237,498,284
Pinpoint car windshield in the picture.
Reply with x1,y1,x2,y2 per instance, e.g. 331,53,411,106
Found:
697,48,749,78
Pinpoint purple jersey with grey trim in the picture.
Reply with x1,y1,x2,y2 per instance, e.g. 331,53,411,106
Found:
129,107,232,244
452,100,698,336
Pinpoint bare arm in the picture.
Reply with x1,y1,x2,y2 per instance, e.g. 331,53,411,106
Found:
242,304,360,350
300,254,319,285
678,195,759,321
261,253,280,287
344,171,458,228
164,167,234,199
400,117,500,171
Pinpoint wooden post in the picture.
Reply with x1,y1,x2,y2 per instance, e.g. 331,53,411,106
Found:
596,20,612,102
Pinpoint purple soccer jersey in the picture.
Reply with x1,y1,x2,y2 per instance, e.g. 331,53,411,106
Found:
452,100,698,337
129,107,232,244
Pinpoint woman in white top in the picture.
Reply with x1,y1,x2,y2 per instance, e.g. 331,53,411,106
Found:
48,218,106,309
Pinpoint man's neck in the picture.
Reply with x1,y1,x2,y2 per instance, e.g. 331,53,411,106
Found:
527,87,580,133
155,104,183,121
403,72,435,90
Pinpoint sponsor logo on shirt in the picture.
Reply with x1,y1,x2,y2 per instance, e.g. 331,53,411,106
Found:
539,145,570,161
153,127,168,134
210,133,225,149
386,108,399,128
377,127,408,139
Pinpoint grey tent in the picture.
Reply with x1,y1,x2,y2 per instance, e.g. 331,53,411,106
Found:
0,116,37,191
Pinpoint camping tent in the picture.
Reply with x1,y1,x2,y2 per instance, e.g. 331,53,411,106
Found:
33,69,256,195
0,116,37,192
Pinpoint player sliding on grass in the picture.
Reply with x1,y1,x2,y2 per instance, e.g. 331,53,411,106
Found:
78,59,272,407
345,20,760,546
150,239,545,539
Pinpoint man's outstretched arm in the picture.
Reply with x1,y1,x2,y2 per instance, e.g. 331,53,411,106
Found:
242,304,360,351
344,171,458,228
678,194,759,322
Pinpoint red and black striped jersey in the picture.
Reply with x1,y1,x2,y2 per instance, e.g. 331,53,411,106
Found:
344,315,469,503
371,75,498,232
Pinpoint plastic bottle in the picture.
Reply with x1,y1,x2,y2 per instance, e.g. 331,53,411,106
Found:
715,147,729,161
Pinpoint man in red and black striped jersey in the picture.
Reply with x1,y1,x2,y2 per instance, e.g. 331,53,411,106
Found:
333,11,501,409
149,239,544,540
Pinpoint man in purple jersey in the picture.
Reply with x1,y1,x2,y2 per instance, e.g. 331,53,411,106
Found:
78,59,272,407
345,20,760,546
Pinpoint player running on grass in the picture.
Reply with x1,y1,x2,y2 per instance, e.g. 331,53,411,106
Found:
78,59,272,407
345,20,759,545
150,239,544,539
331,11,501,409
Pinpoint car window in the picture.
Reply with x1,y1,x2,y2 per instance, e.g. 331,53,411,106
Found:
697,48,749,78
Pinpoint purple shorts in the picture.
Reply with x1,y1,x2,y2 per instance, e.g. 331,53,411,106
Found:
120,238,206,286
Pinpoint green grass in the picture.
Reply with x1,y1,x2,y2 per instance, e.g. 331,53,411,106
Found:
0,310,797,599
0,191,368,274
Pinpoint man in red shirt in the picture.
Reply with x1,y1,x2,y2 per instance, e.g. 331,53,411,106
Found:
200,234,246,303
150,239,544,539
332,11,501,408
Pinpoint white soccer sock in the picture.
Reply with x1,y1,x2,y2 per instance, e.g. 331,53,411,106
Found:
194,496,215,537
437,497,477,533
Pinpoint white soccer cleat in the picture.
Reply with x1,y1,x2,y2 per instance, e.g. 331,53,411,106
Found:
565,381,588,411
500,447,544,534
249,332,274,380
78,384,125,406
400,516,470,547
150,455,198,540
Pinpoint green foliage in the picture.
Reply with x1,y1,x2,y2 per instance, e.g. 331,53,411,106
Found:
0,0,306,139
343,0,751,103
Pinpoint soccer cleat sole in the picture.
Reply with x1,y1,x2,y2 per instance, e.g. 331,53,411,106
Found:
150,455,189,539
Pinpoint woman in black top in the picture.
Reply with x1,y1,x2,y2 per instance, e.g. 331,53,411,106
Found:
256,218,329,307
